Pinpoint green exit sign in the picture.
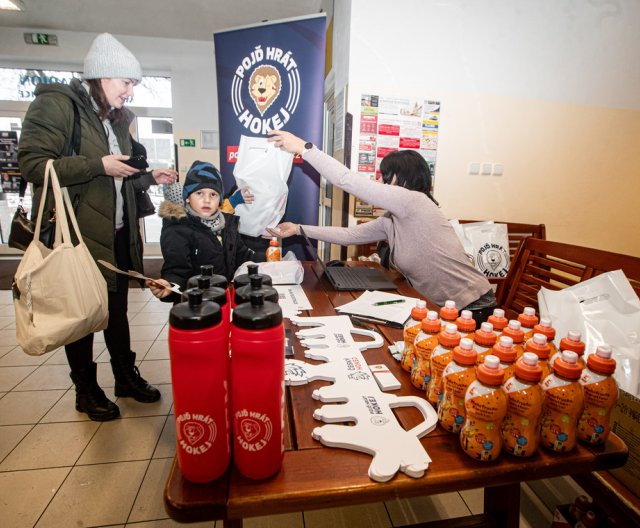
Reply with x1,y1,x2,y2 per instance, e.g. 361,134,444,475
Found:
24,33,58,46
180,139,196,147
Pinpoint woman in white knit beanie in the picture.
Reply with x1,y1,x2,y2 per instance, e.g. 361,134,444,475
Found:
18,33,177,421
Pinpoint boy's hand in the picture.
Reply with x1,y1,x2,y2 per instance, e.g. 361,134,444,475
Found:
241,186,254,204
146,278,174,299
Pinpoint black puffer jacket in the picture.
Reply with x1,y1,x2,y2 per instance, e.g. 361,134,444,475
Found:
158,200,254,292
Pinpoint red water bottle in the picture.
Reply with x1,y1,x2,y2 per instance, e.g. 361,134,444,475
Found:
231,292,285,479
187,264,230,305
168,290,230,482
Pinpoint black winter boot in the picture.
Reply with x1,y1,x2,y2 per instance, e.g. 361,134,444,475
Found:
111,351,161,403
70,363,120,421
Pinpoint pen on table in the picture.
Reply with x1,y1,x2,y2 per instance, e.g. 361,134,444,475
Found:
372,299,406,306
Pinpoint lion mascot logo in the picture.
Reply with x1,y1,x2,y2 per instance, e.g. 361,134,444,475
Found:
249,65,282,116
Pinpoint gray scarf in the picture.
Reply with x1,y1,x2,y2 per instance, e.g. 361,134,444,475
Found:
186,205,225,233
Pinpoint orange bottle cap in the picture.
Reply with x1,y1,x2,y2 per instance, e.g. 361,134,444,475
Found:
493,335,516,363
421,310,441,333
411,299,428,320
474,322,497,346
488,308,508,330
438,323,461,348
518,306,538,328
514,352,543,382
533,317,556,340
455,309,477,332
587,344,616,374
439,299,458,321
553,350,583,379
502,320,524,343
476,354,504,385
524,333,551,359
560,330,585,355
452,337,477,365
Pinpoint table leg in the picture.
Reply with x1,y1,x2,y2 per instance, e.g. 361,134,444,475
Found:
484,483,520,528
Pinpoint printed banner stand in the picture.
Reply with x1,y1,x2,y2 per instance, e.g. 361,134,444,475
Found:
214,14,326,259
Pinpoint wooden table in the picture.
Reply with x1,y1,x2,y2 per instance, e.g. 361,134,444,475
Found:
164,262,628,527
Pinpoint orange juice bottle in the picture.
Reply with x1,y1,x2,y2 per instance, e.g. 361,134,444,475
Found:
401,300,428,372
578,345,618,445
500,320,525,358
438,337,477,433
540,350,584,452
473,322,498,365
460,355,507,461
518,307,539,340
439,299,458,328
455,309,476,337
426,323,461,407
551,330,586,370
265,237,281,262
502,352,543,457
492,335,517,381
523,333,552,379
411,310,441,390
488,308,508,333
532,318,557,357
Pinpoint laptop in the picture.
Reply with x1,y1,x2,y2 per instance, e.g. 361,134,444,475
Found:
299,228,397,291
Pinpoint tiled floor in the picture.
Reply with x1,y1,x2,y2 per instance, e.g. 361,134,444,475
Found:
0,287,584,528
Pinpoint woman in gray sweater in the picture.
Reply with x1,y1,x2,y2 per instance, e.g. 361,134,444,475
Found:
267,130,496,323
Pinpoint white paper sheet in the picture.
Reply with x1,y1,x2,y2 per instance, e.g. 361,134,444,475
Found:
335,290,421,326
274,284,312,319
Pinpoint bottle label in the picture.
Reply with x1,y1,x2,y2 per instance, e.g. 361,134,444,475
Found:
580,369,606,386
234,408,274,452
176,411,217,455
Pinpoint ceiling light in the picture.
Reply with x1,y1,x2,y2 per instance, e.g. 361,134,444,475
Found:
0,0,25,11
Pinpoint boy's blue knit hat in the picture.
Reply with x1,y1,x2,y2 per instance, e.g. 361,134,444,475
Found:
183,161,224,201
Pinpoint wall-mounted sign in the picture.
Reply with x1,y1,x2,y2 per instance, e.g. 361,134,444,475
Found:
180,139,196,147
24,33,58,46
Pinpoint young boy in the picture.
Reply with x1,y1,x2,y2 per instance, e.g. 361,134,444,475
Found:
148,160,254,301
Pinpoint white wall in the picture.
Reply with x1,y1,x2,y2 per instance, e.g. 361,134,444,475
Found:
342,0,640,256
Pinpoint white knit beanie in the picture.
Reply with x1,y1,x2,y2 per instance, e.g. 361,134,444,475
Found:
83,33,142,82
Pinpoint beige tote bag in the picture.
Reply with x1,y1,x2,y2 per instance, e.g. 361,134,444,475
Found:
13,160,109,356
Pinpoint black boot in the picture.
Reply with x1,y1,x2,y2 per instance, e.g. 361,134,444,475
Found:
70,363,120,421
111,351,161,403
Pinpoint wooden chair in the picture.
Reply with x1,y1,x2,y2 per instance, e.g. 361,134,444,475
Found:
457,220,546,261
498,237,640,318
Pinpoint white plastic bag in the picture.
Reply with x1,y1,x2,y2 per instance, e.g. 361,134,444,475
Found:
233,135,293,237
449,220,510,277
234,252,304,285
538,270,640,397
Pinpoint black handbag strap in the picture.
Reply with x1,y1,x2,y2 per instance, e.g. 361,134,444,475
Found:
18,99,81,199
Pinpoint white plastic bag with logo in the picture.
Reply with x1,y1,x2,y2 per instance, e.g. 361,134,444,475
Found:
449,220,510,278
538,270,640,397
233,135,293,237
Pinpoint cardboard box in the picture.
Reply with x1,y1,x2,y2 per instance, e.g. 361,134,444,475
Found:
610,389,640,495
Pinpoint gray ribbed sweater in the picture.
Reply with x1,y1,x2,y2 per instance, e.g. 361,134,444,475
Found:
301,148,491,308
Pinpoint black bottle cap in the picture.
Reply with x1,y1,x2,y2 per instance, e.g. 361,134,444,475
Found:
232,292,282,329
170,289,222,330
181,285,227,308
186,269,228,291
233,264,272,289
234,274,279,305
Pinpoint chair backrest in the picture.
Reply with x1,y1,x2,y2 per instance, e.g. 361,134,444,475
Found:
500,237,640,319
457,220,546,260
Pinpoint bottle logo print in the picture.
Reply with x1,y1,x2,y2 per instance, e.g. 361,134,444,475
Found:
176,412,216,455
235,408,273,451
